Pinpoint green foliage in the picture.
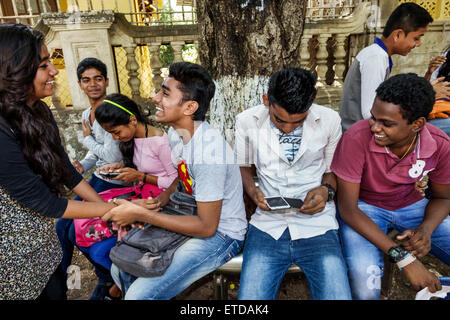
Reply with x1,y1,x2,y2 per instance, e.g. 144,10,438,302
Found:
159,45,174,67
182,44,198,63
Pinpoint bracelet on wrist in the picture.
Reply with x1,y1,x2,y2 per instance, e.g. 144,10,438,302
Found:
396,252,417,270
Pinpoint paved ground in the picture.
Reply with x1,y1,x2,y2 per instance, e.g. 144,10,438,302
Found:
67,248,449,300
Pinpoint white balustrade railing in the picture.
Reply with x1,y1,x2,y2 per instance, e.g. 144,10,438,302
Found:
0,0,371,26
0,0,196,26
306,0,371,20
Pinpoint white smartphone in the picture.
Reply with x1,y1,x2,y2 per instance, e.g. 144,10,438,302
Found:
265,196,291,210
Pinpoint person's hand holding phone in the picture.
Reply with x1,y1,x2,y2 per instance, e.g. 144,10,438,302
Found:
299,185,328,215
97,162,124,180
97,162,124,174
114,167,144,184
425,55,446,80
251,188,270,211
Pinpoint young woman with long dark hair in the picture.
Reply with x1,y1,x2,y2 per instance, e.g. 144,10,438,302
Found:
0,24,122,300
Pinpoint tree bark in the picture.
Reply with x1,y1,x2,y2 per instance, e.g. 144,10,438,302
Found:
198,0,307,77
197,0,308,142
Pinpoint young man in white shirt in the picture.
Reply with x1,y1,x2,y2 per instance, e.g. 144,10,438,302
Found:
235,67,351,300
340,3,433,131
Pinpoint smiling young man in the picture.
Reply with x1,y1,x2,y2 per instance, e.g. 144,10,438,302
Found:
103,62,247,300
235,67,351,300
331,73,450,300
340,2,433,131
72,57,125,181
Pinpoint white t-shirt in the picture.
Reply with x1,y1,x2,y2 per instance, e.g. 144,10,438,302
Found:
167,122,248,241
340,42,391,131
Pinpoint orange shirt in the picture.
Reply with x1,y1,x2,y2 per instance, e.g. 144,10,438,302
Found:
428,99,450,119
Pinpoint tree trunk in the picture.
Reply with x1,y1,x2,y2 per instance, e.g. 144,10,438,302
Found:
197,0,308,142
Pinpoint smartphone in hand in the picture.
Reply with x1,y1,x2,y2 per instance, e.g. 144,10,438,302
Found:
265,196,304,210
99,170,120,179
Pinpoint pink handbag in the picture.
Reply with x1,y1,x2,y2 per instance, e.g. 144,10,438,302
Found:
74,183,163,247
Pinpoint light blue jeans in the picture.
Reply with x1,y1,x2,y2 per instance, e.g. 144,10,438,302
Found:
111,231,243,300
338,198,450,300
238,225,352,300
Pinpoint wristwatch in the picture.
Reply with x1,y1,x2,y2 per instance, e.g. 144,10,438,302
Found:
387,246,409,263
321,183,336,202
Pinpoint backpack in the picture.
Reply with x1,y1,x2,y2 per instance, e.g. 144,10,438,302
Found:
109,183,197,278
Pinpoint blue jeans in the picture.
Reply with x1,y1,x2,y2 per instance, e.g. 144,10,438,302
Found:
56,174,126,282
111,231,243,300
238,225,352,300
428,118,450,137
338,198,450,300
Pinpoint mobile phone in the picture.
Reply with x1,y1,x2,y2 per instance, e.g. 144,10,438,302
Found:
99,170,120,178
265,196,291,210
284,197,304,208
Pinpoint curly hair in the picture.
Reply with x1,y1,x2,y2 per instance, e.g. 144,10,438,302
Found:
267,67,317,114
375,73,435,123
0,23,72,196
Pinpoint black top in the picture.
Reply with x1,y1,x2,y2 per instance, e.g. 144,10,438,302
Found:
0,114,82,218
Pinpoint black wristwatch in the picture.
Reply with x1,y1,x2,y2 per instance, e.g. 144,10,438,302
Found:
387,246,409,263
321,183,336,202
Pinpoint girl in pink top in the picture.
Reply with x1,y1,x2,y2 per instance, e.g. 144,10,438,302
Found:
95,93,177,190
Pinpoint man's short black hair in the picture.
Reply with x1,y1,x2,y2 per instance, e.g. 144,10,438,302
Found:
383,3,433,38
267,67,317,114
375,73,435,123
77,57,107,81
168,62,215,121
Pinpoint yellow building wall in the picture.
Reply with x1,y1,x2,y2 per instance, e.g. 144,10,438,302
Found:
57,0,163,13
398,0,450,20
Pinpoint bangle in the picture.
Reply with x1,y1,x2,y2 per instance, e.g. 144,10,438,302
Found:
396,253,417,270
112,198,118,206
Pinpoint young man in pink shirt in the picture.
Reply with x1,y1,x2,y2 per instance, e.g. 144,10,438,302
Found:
331,73,450,300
